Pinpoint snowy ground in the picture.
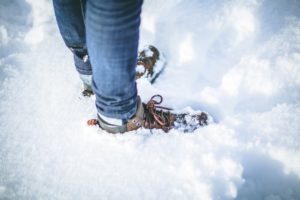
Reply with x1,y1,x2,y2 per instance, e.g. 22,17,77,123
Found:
1,0,300,199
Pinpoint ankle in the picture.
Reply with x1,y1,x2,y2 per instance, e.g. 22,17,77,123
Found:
98,113,123,126
79,74,92,87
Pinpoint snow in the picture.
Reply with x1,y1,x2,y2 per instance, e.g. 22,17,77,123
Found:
1,0,300,199
136,64,145,74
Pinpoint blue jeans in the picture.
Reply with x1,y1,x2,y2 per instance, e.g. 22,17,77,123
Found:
53,0,142,120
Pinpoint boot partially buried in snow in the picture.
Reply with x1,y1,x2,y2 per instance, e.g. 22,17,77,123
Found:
87,95,210,133
136,45,166,84
81,45,165,97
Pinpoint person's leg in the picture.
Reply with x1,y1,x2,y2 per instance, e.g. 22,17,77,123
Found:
86,0,143,120
53,0,92,80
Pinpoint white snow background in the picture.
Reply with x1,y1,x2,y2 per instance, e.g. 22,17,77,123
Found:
1,0,300,199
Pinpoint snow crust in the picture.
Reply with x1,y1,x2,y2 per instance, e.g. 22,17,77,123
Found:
1,0,300,199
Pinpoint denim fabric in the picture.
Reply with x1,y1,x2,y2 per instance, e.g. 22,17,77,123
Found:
53,0,142,120
53,0,92,76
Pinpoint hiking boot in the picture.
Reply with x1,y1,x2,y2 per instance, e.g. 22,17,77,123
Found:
87,95,210,133
136,45,166,84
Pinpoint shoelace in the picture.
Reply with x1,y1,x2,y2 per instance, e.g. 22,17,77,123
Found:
144,95,173,130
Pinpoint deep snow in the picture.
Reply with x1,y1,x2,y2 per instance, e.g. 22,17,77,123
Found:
0,0,300,199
